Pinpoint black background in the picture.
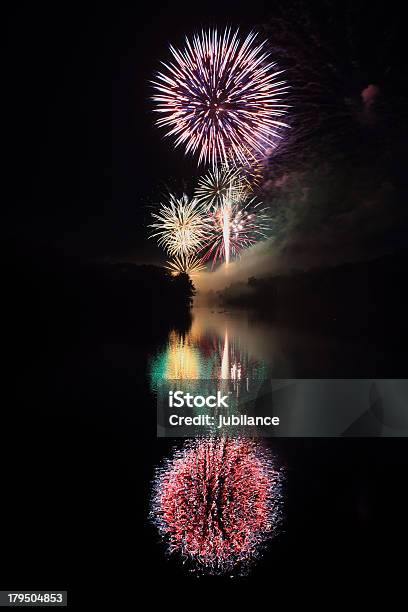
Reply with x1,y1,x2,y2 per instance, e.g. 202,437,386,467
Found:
3,1,408,605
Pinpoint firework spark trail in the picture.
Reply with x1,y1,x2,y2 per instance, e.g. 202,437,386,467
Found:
151,437,283,575
149,194,209,257
221,202,231,265
152,28,290,167
195,165,250,265
200,195,271,267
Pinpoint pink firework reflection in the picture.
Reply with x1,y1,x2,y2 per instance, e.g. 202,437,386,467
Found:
151,437,283,575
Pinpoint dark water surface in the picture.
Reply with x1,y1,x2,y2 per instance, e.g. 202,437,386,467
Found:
2,305,407,601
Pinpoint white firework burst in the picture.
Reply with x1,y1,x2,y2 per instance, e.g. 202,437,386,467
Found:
149,194,208,257
152,28,290,167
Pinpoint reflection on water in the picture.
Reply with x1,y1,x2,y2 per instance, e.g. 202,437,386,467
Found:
149,305,396,390
149,306,408,435
149,308,270,389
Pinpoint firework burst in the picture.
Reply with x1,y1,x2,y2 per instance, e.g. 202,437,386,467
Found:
165,253,206,276
152,28,289,167
200,195,271,267
195,164,249,210
149,194,208,257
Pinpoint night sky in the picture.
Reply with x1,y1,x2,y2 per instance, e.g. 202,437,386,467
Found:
4,1,407,266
